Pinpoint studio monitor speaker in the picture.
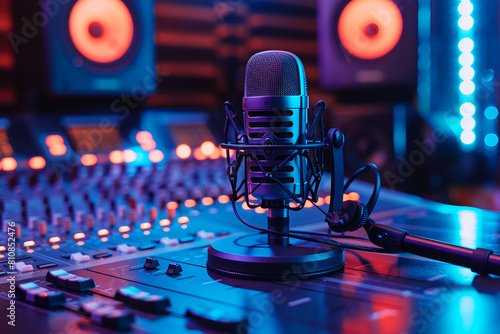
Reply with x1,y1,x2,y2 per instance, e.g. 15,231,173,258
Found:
317,0,418,91
14,0,156,95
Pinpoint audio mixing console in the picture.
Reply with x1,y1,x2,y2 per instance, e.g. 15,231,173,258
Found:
0,111,499,333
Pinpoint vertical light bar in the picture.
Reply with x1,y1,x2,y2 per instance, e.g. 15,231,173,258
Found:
417,0,432,118
458,0,476,147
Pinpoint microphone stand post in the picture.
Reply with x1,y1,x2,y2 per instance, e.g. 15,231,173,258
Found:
262,200,289,247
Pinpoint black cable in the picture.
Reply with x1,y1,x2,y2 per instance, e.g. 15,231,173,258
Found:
231,200,395,253
343,163,380,215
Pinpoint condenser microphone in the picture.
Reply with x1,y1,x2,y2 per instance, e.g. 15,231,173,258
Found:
207,51,346,280
243,50,308,202
243,51,309,247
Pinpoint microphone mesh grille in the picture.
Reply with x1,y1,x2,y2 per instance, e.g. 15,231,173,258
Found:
244,51,306,97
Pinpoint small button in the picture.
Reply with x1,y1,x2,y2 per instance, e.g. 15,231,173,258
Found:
80,301,134,331
67,276,96,292
70,252,91,262
93,252,112,259
116,244,137,254
17,282,65,308
185,305,247,333
166,263,183,276
143,257,159,270
139,243,155,251
37,263,58,269
115,286,170,313
46,269,69,284
196,230,215,239
179,236,195,244
15,262,34,273
160,237,179,246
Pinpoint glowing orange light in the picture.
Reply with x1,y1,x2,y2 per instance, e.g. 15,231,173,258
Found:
218,195,230,204
202,197,214,206
184,199,196,208
123,149,136,163
69,0,134,63
143,230,150,235
141,140,156,151
176,144,192,159
27,249,34,253
248,194,258,201
29,156,46,170
221,149,235,158
122,233,130,238
325,196,331,205
49,144,67,156
338,0,403,59
77,241,85,246
167,202,179,210
136,131,153,143
163,227,170,232
23,240,36,247
200,141,216,157
316,197,325,206
52,245,60,249
109,150,124,164
349,192,361,201
343,194,350,202
49,237,61,244
81,153,97,166
178,216,189,224
209,149,221,160
0,246,6,252
45,134,64,146
101,237,108,242
140,222,152,230
304,201,314,208
149,149,164,163
242,202,251,210
1,157,17,171
74,233,86,240
159,219,171,227
118,226,130,233
255,207,267,214
193,147,207,161
97,229,109,236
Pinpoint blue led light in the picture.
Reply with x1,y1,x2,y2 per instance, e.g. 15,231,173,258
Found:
485,106,499,120
460,81,475,95
458,1,476,146
458,38,474,52
485,134,499,147
459,53,474,67
461,131,475,144
460,117,476,131
458,2,473,16
460,102,475,116
459,67,474,81
458,16,473,30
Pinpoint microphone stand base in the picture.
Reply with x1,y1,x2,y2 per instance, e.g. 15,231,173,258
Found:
207,233,344,280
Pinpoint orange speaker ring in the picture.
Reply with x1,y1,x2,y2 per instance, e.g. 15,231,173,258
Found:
69,0,134,63
338,0,403,60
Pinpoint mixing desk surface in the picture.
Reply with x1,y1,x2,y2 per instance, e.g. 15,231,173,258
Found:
0,112,499,334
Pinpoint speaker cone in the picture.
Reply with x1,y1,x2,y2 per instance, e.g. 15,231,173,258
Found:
338,0,403,60
68,0,134,63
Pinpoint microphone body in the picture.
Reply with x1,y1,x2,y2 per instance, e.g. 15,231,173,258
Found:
243,51,308,201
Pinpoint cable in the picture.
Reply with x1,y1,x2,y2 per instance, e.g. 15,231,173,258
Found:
231,200,395,253
343,163,380,215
